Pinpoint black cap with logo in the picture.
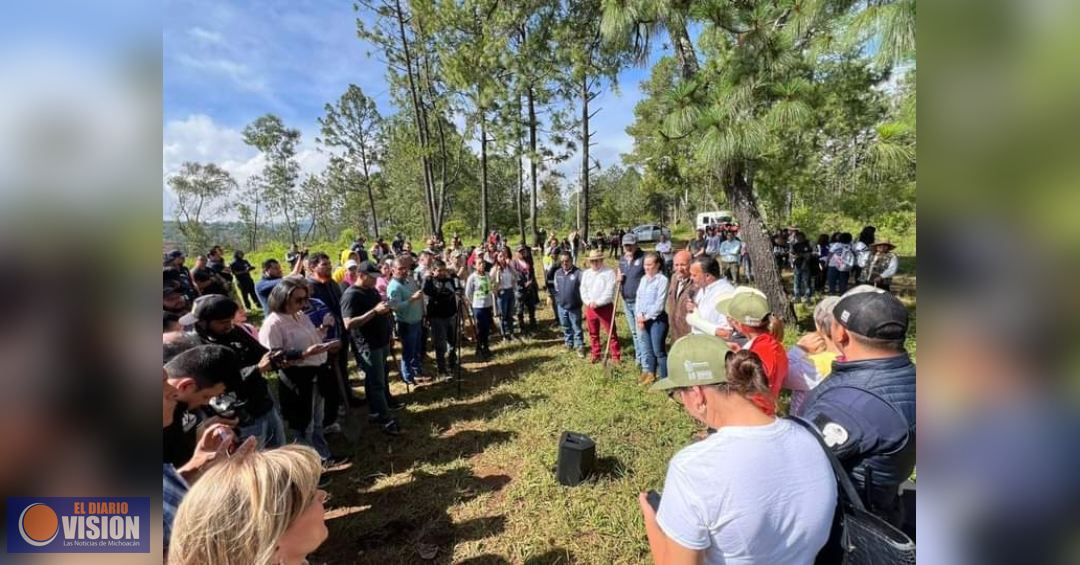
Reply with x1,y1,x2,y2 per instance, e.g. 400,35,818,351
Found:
833,289,909,340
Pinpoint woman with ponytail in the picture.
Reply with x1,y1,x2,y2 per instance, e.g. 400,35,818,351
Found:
640,339,837,564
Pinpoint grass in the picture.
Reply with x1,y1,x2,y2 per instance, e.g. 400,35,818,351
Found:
313,305,698,564
237,237,916,564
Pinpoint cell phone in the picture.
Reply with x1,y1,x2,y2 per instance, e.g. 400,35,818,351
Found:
646,490,661,512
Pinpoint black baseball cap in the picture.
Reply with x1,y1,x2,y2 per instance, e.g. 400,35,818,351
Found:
833,288,909,340
179,294,239,326
356,260,381,275
165,249,184,260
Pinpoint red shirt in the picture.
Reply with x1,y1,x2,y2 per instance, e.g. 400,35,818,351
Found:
745,332,788,415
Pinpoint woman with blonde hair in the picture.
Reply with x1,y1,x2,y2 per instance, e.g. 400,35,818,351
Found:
783,296,841,413
170,445,328,565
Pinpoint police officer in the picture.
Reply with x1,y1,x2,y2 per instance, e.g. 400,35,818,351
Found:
797,286,915,527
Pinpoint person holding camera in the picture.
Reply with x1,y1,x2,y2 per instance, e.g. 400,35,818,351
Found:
423,259,461,377
259,277,344,464
182,295,285,452
162,343,243,468
642,340,836,564
161,363,258,555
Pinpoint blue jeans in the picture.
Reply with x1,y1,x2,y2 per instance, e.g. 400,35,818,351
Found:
497,289,515,336
473,307,493,350
557,305,584,348
639,313,669,378
793,265,813,300
237,406,286,450
623,299,645,367
356,344,394,422
826,267,849,295
741,254,753,282
396,321,423,383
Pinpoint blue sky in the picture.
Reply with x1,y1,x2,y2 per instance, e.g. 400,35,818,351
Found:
163,0,666,217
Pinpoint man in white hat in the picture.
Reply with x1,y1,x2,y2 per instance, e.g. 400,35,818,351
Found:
580,249,622,363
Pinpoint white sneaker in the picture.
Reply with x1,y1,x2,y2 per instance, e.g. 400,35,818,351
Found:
323,423,342,435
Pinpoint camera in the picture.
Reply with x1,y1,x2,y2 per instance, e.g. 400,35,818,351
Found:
207,392,254,427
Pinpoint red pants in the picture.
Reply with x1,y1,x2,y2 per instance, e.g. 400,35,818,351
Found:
585,303,621,361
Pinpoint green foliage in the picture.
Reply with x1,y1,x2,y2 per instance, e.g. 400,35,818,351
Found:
242,114,304,244
167,161,237,252
608,0,916,241
181,0,916,284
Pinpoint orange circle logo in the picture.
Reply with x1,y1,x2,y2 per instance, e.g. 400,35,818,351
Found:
19,503,59,546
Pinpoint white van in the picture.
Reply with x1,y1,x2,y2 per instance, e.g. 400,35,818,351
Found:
696,211,735,231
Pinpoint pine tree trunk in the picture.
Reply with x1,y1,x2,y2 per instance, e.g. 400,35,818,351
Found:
670,24,699,79
251,193,259,251
516,115,527,247
480,110,489,240
394,0,437,236
528,86,539,247
359,147,380,239
724,168,796,326
580,74,590,243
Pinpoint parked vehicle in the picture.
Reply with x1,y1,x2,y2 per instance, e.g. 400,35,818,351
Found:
631,224,672,243
695,211,735,231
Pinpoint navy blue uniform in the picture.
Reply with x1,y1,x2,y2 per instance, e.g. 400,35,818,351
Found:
798,353,916,527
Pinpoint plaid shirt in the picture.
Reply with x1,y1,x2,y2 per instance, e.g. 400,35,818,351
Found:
163,463,189,551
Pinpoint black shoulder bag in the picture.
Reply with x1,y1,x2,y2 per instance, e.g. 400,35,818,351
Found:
788,416,916,565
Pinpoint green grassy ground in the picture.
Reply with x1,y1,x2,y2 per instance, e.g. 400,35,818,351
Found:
239,237,915,564
313,302,698,564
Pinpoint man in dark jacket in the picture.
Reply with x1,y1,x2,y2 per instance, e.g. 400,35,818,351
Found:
423,259,461,377
798,287,915,528
306,253,360,428
553,253,585,356
616,234,647,368
545,254,561,323
183,295,285,452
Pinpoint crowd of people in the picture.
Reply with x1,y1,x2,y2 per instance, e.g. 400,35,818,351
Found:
161,223,913,563
683,223,902,301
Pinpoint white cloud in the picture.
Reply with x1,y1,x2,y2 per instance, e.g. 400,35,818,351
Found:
174,53,267,94
187,26,223,45
162,114,328,219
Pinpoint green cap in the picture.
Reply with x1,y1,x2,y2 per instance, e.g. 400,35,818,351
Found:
649,335,730,392
715,286,770,326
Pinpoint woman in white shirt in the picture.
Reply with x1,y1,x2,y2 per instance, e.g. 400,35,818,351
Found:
634,252,669,384
491,250,520,341
259,276,340,463
644,342,837,564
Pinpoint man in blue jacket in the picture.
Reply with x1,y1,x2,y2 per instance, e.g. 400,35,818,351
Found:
553,253,585,357
616,234,647,368
798,287,915,528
